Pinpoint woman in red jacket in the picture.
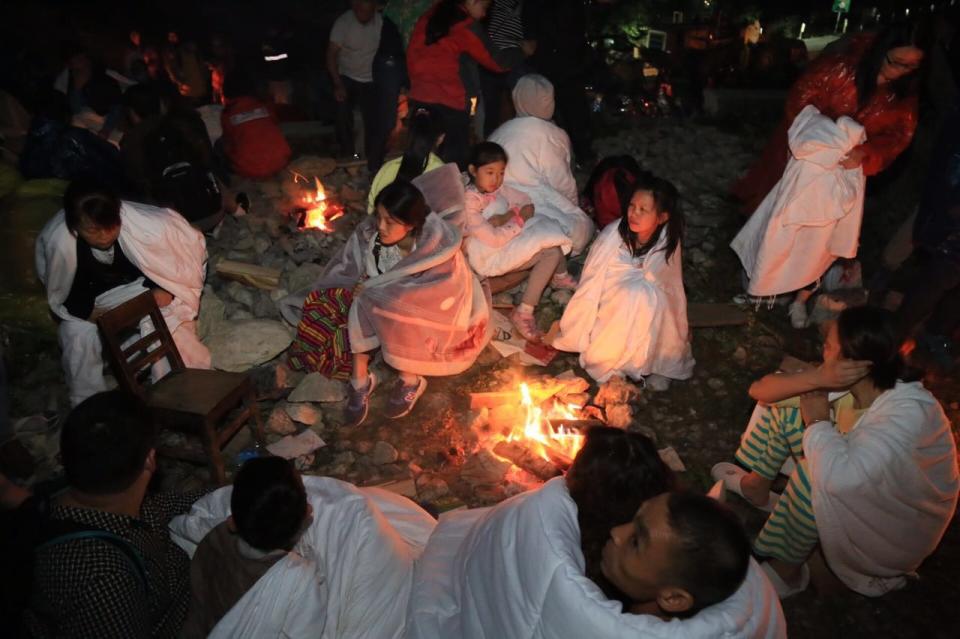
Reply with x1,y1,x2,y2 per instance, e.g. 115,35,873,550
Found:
732,24,928,217
407,0,524,169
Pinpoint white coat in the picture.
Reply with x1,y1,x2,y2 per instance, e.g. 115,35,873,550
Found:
731,105,867,297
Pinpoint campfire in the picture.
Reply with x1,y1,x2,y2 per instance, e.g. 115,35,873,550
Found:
469,376,603,483
292,172,344,231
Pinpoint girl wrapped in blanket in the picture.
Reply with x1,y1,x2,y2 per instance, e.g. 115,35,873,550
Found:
464,142,576,343
553,171,694,390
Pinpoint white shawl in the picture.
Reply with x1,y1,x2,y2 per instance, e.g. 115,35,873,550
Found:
804,381,959,596
553,221,694,382
731,105,867,296
34,200,206,330
169,476,437,639
405,477,786,639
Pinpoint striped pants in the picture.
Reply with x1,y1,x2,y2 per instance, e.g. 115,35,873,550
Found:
735,404,819,564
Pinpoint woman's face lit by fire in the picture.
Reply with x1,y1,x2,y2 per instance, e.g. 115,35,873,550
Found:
627,190,669,244
376,205,414,247
462,0,492,21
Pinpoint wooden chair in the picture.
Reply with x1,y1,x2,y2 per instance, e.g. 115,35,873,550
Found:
97,292,265,485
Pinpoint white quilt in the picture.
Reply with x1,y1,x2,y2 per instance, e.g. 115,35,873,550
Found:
731,105,867,297
169,476,437,639
405,477,786,639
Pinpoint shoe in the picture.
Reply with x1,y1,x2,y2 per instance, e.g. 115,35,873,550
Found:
509,308,542,342
550,272,579,290
710,462,780,512
645,374,671,391
760,561,810,599
788,301,808,329
344,373,378,427
385,376,427,419
235,191,250,215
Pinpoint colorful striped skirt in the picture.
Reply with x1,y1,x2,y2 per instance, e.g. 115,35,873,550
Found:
287,287,354,380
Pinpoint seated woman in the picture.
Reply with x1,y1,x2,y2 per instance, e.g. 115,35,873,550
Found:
367,107,445,213
463,142,575,342
406,427,786,639
282,180,490,426
488,74,595,255
552,172,694,390
169,458,436,639
711,307,959,598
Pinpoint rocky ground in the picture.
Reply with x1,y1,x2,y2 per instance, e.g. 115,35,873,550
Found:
2,115,958,638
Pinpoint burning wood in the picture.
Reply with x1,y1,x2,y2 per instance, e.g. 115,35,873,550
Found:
291,172,344,231
493,441,562,481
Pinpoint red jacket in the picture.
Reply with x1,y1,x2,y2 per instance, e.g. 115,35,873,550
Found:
221,96,292,179
733,34,919,213
407,7,519,112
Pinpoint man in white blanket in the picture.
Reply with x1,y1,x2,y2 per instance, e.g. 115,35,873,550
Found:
35,180,210,406
169,470,436,639
731,104,867,326
488,73,595,254
405,478,786,639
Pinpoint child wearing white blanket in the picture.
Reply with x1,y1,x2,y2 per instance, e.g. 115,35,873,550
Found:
464,142,575,343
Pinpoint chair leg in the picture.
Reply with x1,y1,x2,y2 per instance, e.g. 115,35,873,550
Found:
243,391,266,447
200,418,228,486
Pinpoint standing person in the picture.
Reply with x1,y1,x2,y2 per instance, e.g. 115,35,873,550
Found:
732,23,928,217
553,174,694,390
35,180,210,407
327,0,382,167
367,106,445,211
524,0,594,163
406,0,524,169
22,391,200,638
478,0,532,136
384,0,440,46
370,10,408,173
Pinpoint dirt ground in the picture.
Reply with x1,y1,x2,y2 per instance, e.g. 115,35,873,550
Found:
2,114,958,638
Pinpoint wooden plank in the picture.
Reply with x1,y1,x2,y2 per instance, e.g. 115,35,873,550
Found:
493,441,561,481
215,259,282,290
687,302,748,328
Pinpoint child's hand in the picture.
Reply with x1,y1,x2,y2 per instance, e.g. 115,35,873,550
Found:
519,204,535,221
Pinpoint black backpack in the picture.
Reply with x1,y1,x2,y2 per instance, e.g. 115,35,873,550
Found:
146,120,222,226
0,495,148,639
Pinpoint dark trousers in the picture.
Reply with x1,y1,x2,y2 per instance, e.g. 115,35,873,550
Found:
896,252,960,338
549,75,592,162
335,76,377,164
370,56,406,173
410,100,471,170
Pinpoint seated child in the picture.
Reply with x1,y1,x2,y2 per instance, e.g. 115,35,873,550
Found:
464,142,576,343
367,106,445,212
406,426,786,639
170,461,437,639
553,172,694,389
282,180,490,426
181,457,313,637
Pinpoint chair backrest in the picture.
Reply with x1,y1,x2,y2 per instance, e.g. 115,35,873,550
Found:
96,291,185,399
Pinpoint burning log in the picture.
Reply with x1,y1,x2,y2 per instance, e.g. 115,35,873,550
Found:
215,259,282,290
493,441,562,481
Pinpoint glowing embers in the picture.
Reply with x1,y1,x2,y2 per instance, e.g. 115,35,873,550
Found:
292,172,344,232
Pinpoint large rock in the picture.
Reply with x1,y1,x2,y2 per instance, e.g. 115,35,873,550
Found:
206,320,294,372
288,373,348,403
284,262,324,294
284,401,324,428
197,289,225,341
289,155,338,178
267,406,298,435
372,441,400,465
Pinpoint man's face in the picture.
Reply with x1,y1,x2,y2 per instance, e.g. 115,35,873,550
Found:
352,0,377,23
76,216,121,250
601,493,676,603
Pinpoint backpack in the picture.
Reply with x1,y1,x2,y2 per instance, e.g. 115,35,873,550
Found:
146,119,222,226
0,495,148,639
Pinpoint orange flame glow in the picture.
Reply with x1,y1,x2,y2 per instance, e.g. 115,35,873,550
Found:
293,173,344,231
506,382,585,461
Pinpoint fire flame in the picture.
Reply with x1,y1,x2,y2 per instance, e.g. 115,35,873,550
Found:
293,173,344,231
507,382,585,461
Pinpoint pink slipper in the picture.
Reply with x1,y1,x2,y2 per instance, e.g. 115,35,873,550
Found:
710,462,780,512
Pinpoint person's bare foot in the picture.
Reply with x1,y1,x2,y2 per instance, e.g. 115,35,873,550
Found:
740,472,773,507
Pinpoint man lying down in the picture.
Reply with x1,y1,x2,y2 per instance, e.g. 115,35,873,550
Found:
168,457,436,639
405,427,786,639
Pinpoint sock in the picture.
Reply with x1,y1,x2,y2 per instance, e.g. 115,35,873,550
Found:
398,372,419,387
350,374,370,392
517,302,535,315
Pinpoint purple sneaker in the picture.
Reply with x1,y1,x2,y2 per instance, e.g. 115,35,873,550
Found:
344,373,377,427
385,376,427,419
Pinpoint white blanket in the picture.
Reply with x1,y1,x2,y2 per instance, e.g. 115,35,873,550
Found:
803,381,960,596
488,116,595,255
169,476,437,639
405,477,786,639
731,105,867,297
35,201,207,330
466,214,572,278
553,221,694,382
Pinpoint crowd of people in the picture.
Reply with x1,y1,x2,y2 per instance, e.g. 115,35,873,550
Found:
1,1,959,638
